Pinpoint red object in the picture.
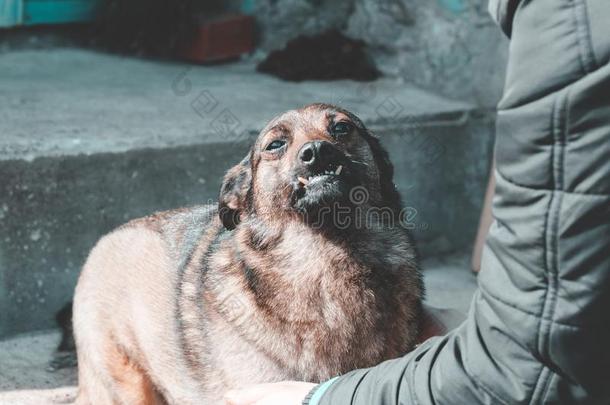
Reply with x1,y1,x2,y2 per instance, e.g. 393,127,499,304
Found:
183,14,255,63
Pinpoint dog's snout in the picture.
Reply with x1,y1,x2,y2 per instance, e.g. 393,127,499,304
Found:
298,141,336,167
299,142,317,165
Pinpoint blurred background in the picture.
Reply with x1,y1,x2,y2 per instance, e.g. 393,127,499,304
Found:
0,0,506,402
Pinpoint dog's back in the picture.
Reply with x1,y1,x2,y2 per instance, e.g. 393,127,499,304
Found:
73,206,218,404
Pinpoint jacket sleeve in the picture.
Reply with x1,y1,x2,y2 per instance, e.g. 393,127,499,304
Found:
310,0,610,403
487,0,520,37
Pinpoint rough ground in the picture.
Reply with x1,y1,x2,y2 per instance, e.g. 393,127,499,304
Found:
0,254,477,404
0,330,77,405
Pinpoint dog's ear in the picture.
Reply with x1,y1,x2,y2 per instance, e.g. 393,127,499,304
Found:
363,131,402,212
218,154,252,230
340,109,402,211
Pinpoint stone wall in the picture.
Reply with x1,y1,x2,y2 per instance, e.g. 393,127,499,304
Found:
253,0,509,107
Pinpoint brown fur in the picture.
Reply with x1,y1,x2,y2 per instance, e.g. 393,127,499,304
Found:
73,104,423,404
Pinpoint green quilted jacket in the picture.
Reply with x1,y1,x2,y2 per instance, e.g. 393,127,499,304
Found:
307,0,610,403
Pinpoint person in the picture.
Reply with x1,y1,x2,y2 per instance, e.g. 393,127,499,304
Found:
224,0,610,403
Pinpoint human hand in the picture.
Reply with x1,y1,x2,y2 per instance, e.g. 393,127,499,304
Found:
224,381,317,405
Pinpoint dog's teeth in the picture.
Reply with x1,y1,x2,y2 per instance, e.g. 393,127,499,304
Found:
298,176,310,186
335,165,343,175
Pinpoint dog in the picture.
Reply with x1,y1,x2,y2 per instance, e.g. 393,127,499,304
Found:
73,103,424,404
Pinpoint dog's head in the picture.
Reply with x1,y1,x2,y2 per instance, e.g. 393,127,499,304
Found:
218,103,401,230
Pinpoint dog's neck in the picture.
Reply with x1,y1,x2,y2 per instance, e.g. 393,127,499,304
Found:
204,215,421,380
237,213,411,267
229,215,416,315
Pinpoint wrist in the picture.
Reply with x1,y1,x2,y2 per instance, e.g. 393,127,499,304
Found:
302,377,339,405
302,383,322,405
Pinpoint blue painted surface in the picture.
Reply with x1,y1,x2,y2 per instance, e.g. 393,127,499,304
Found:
24,0,96,25
0,0,23,27
438,0,465,14
241,0,255,14
0,0,96,27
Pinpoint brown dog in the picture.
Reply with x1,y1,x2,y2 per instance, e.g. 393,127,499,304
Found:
73,103,423,404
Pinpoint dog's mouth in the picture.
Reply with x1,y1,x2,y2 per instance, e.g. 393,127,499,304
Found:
290,161,353,216
297,164,344,189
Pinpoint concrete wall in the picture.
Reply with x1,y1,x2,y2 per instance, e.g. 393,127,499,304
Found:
253,0,509,107
0,143,250,337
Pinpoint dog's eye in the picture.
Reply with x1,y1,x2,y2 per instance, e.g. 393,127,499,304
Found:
265,139,286,152
331,121,353,137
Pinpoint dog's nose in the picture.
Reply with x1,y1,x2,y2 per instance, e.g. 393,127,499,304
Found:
298,141,335,167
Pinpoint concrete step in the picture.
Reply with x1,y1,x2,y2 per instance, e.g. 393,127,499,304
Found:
0,330,77,405
0,48,493,337
0,254,477,404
